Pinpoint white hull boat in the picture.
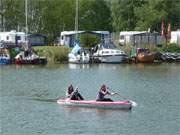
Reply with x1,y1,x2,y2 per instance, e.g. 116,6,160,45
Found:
93,42,127,63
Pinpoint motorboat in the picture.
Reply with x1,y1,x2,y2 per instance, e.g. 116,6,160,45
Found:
57,99,132,110
92,42,127,63
136,48,155,63
15,50,47,65
0,48,10,65
68,42,90,64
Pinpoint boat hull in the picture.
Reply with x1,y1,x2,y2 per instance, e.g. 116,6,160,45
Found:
94,55,126,63
137,53,155,63
68,53,90,64
57,99,132,110
0,58,10,64
15,57,47,65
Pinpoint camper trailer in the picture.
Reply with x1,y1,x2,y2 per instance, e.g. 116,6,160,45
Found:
170,31,180,45
0,30,25,44
119,31,146,45
119,31,164,46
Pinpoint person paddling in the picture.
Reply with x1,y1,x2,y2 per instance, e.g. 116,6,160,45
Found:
96,84,116,102
66,84,84,100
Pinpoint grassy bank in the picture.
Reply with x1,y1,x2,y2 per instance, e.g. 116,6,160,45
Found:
33,46,69,64
33,44,180,64
120,43,180,55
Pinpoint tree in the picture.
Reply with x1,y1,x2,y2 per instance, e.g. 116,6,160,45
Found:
79,0,112,31
39,0,75,43
110,0,143,31
80,33,101,48
3,0,24,31
134,0,167,31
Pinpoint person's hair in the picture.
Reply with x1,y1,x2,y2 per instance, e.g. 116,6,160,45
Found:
101,84,106,92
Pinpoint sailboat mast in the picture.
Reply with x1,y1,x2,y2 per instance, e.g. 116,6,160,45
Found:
25,0,28,47
75,0,78,41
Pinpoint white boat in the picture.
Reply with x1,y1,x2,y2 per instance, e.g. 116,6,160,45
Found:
68,0,89,64
92,42,127,63
68,42,90,64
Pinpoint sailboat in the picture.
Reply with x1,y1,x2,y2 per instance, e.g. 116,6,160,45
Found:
15,0,47,65
68,0,90,64
68,41,90,64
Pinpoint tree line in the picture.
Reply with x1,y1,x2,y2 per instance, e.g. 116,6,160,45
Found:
0,0,179,43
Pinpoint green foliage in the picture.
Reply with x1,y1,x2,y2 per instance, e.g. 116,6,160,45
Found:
110,0,179,32
111,0,140,31
1,0,179,43
33,46,69,63
134,0,167,31
80,34,101,48
162,44,180,53
79,0,112,31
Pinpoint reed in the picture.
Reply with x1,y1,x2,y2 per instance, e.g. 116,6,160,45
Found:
33,46,69,64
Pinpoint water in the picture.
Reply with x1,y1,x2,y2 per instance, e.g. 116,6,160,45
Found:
0,63,180,135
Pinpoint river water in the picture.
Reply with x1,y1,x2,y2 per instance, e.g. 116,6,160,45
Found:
0,63,179,135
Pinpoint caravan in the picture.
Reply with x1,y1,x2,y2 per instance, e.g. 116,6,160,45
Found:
170,31,180,44
119,31,146,45
119,31,164,46
0,30,25,44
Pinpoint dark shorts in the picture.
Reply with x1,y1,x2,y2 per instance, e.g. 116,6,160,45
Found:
96,98,113,102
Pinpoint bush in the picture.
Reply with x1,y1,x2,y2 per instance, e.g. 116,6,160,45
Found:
162,43,180,53
33,46,69,64
80,34,101,48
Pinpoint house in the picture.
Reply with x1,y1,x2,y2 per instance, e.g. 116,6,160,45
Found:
59,31,109,47
119,31,165,46
28,34,46,46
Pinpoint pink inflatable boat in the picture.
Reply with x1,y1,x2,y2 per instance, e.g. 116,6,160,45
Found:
57,99,132,110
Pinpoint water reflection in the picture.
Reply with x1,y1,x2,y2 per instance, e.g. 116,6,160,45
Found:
61,106,131,115
68,63,90,69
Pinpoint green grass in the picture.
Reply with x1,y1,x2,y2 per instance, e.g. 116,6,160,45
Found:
119,43,180,55
33,46,69,64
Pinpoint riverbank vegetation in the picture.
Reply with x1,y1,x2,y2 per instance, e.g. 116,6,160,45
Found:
121,43,180,54
33,46,69,64
32,43,180,64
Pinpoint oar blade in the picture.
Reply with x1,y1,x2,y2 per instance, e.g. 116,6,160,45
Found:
130,100,137,107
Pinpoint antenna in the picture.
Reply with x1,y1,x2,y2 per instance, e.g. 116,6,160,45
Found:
74,0,78,41
25,0,28,47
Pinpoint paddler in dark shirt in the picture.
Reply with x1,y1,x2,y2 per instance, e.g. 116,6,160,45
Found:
96,84,115,102
66,84,84,100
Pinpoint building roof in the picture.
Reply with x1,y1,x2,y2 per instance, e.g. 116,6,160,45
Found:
61,31,109,36
120,31,147,35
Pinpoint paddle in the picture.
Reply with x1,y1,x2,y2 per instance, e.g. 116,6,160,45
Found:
108,88,137,107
